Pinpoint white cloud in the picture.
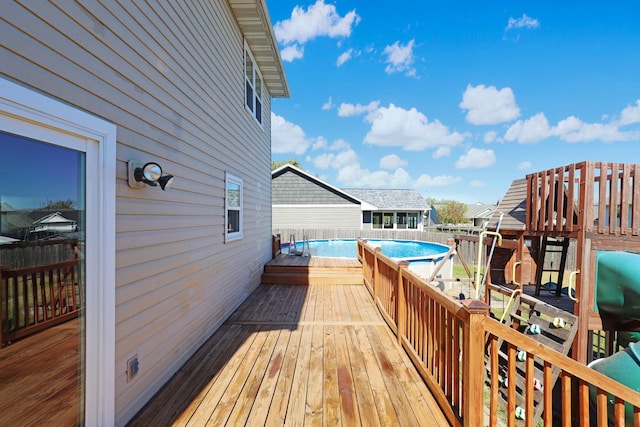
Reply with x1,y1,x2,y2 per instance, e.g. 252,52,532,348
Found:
470,180,485,188
556,118,633,143
338,101,380,117
271,112,311,155
619,100,640,126
432,147,451,159
363,103,468,152
336,49,353,66
280,44,304,62
274,0,360,61
312,137,350,152
328,139,351,151
503,112,552,143
483,130,498,143
335,164,413,188
379,154,407,170
415,174,463,188
460,84,520,125
518,161,532,170
506,14,540,31
306,143,414,188
455,148,496,169
383,40,416,76
504,111,640,143
307,149,359,170
312,136,328,150
322,97,334,110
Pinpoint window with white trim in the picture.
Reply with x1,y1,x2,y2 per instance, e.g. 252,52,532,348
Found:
225,173,243,241
244,42,263,124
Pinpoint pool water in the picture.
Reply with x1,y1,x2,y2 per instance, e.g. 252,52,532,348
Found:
283,238,449,260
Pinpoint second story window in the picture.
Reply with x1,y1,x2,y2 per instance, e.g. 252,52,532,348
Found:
244,42,263,124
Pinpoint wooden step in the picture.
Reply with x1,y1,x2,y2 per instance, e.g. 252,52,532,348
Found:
262,254,363,285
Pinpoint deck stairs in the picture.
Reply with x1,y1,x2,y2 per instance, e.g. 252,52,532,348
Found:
261,254,363,285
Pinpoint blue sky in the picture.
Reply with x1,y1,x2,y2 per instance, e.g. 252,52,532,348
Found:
269,1,640,204
0,132,81,211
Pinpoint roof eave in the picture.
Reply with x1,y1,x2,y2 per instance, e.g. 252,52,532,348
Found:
229,0,290,98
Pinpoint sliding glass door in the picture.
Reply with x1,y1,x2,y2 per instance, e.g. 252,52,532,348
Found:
0,131,86,424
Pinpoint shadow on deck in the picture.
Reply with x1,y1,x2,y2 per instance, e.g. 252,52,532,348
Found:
127,282,449,426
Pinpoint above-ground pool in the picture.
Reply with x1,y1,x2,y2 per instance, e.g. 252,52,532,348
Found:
282,238,454,289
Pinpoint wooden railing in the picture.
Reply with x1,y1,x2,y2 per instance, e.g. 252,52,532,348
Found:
0,260,81,346
357,241,376,296
526,161,640,236
357,238,640,426
485,320,640,427
271,234,282,259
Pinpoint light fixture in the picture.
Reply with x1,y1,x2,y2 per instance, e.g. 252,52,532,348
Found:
158,174,174,190
128,161,175,190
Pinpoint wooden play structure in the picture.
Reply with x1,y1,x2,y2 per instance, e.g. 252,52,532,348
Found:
489,161,640,363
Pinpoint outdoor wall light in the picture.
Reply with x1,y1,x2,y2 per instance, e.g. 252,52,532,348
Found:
128,161,175,190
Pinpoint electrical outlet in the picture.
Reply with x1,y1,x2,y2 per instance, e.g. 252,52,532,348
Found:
126,355,139,382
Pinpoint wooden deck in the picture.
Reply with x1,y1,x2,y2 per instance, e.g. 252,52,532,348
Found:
261,254,363,285
127,283,449,426
0,318,79,425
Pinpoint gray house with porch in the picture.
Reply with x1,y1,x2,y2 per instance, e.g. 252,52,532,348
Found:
272,164,429,231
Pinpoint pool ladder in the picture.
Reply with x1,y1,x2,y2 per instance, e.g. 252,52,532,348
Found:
288,234,310,256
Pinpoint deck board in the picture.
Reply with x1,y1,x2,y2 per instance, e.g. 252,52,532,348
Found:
128,283,450,426
0,318,79,426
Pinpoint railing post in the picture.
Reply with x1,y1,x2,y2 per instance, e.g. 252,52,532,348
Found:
397,261,409,345
373,247,381,304
461,299,490,427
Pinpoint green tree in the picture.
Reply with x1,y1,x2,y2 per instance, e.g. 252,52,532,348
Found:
41,199,74,209
271,159,302,170
438,200,467,225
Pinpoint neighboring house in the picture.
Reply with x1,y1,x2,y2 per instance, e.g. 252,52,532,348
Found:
1,1,288,426
272,164,430,231
272,164,365,229
431,202,496,230
31,211,77,233
465,202,497,228
344,188,429,231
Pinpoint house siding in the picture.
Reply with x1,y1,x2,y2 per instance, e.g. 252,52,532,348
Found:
272,170,359,205
273,205,363,230
2,1,275,425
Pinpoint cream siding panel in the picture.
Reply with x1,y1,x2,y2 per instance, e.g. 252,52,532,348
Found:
1,1,276,425
273,206,362,230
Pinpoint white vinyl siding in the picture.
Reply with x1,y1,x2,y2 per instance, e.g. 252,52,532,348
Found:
1,2,276,425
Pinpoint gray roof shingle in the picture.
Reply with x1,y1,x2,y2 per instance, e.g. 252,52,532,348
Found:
342,188,428,210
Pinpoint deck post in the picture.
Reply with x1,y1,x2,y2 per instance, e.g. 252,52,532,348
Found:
397,261,409,345
373,247,381,305
461,298,489,427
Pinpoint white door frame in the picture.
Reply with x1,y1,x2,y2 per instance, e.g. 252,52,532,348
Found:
0,77,116,426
